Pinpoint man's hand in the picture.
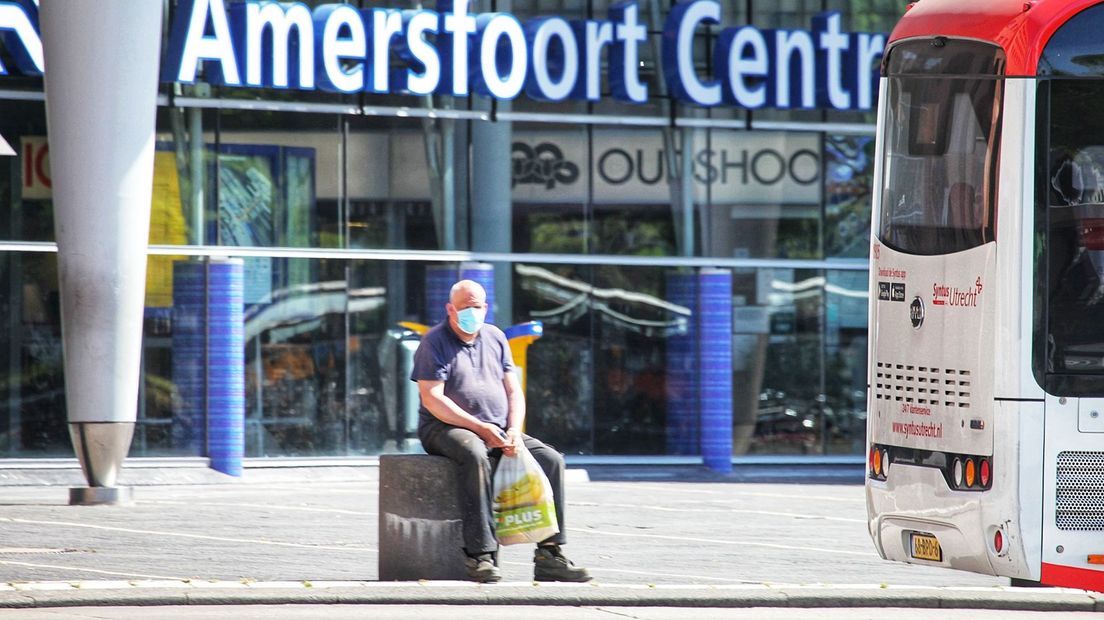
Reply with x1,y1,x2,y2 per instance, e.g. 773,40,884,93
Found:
479,423,509,450
502,427,522,457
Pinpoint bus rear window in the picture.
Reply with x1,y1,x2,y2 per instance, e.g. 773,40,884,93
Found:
878,40,1004,255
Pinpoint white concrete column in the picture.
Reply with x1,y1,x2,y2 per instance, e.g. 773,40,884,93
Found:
40,0,164,502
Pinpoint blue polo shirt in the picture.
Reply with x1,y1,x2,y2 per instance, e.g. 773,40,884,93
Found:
410,321,515,432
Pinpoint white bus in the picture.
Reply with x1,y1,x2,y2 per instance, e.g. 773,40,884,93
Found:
867,0,1104,590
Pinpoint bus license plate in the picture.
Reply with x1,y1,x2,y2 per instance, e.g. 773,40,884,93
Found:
910,533,942,562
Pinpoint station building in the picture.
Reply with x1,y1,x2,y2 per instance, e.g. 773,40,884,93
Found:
0,0,903,464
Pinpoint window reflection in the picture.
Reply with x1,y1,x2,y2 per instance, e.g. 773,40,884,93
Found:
0,0,901,459
0,258,872,458
825,135,875,258
1043,80,1104,380
0,253,68,456
517,263,687,455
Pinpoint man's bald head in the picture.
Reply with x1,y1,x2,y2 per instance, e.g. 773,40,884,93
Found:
450,280,486,305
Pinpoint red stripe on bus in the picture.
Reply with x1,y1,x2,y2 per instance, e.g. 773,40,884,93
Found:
1041,562,1104,592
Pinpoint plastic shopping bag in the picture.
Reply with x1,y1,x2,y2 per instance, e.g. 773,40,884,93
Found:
492,445,560,545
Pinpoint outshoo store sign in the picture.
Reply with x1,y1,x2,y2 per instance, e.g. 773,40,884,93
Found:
0,0,886,110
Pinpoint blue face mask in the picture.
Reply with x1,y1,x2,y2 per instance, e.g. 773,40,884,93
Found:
456,306,487,334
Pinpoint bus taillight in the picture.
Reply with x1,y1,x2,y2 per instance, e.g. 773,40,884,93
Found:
993,530,1004,554
949,454,992,491
869,444,888,481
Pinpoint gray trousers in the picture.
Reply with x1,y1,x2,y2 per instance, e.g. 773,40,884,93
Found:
418,417,567,556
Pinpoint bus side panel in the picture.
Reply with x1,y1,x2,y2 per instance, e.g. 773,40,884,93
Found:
1041,395,1104,590
1034,70,1104,590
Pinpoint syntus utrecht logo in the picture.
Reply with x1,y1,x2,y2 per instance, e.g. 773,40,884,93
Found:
511,142,580,189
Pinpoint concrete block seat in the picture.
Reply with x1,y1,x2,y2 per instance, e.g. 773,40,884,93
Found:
378,454,469,581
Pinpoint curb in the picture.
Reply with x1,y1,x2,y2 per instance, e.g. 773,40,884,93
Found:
0,582,1100,611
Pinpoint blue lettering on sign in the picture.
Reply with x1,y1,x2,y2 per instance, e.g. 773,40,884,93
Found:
608,2,648,104
471,12,527,99
227,0,315,89
0,0,886,111
670,0,886,109
0,0,41,77
662,0,721,105
524,17,578,102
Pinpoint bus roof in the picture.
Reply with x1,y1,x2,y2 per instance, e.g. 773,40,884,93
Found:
888,0,1104,76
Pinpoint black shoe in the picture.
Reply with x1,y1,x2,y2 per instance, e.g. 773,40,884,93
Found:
464,553,501,583
533,545,592,582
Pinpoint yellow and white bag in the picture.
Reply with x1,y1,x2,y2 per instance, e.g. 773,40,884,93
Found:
492,445,560,545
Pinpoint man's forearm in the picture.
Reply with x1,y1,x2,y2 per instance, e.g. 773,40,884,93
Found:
423,391,488,433
505,373,526,432
507,395,525,431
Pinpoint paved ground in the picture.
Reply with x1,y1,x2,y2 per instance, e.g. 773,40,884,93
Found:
0,463,979,585
0,462,1099,612
8,606,1104,619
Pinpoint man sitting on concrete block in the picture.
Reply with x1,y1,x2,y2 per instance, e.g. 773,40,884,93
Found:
411,279,591,584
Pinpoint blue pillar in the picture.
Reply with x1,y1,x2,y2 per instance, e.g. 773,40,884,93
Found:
665,271,698,455
206,259,245,476
170,259,245,476
698,268,733,473
425,265,456,326
171,260,206,455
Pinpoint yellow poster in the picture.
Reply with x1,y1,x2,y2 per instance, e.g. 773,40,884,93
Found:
146,150,188,307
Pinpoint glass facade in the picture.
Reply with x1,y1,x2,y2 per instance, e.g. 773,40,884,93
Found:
0,0,904,459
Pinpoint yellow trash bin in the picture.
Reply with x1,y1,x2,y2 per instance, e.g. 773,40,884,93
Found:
504,321,543,392
398,321,430,336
